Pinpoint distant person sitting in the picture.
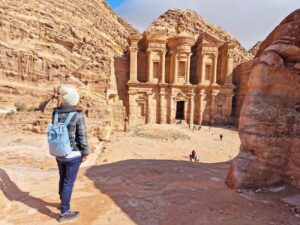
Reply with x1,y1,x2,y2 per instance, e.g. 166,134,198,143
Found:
220,134,223,141
189,150,198,162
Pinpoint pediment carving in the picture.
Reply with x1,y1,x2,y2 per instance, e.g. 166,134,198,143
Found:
145,29,169,41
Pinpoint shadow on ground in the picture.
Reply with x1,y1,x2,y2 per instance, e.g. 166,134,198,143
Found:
0,168,59,219
85,159,299,225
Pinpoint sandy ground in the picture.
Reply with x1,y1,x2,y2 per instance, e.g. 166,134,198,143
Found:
100,124,240,164
0,124,299,225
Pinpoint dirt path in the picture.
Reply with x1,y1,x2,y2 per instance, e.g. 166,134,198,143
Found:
0,125,299,225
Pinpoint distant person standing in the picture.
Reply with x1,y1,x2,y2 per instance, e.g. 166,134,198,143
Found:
124,116,129,132
220,134,223,141
48,86,90,222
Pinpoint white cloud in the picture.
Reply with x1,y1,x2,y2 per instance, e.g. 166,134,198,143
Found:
115,0,299,49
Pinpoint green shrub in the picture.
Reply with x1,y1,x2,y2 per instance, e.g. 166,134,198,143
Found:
131,127,190,141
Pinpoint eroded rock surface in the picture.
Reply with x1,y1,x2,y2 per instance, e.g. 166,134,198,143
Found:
226,9,300,189
248,41,262,56
232,61,253,126
0,0,139,132
146,9,252,63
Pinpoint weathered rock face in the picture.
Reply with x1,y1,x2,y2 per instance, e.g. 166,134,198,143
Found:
248,41,262,56
0,0,139,131
232,61,253,126
146,9,252,63
226,9,300,189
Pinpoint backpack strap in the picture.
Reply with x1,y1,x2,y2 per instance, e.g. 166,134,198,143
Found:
64,112,77,126
53,112,59,124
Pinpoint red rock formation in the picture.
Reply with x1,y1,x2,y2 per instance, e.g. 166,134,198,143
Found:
226,9,300,189
232,61,253,126
248,41,262,56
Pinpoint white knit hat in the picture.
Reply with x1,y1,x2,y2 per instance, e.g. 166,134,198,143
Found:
59,86,80,106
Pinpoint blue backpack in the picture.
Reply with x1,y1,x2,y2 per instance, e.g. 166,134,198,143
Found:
46,112,76,157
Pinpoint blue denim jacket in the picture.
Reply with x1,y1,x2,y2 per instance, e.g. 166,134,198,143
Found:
52,105,90,156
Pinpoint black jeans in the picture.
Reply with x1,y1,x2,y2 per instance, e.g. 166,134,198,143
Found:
56,157,81,214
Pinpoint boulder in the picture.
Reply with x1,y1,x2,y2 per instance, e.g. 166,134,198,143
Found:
226,9,300,189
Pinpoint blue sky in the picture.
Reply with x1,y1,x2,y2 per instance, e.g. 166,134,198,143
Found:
106,0,123,9
106,0,299,49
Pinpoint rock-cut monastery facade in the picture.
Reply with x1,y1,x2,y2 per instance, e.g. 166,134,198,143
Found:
126,21,243,127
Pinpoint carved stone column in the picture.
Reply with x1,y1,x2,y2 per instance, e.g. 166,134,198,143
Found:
186,53,192,84
201,53,206,84
225,53,234,85
196,53,202,84
174,53,178,84
189,93,195,127
184,99,188,123
169,51,174,84
129,47,138,83
147,49,153,83
169,92,175,124
160,89,166,124
160,50,166,83
128,90,137,125
198,89,205,125
211,53,218,85
147,91,153,123
210,91,218,124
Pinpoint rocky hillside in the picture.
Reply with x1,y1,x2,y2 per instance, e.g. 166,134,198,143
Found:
0,0,137,102
145,9,252,62
0,0,140,132
226,9,300,189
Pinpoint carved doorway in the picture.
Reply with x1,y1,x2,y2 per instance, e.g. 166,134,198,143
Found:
137,102,146,124
176,101,185,120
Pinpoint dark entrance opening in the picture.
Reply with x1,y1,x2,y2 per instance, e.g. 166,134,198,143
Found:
176,101,185,120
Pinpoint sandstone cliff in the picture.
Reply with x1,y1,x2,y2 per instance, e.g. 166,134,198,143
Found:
232,61,253,126
0,0,139,133
226,9,300,189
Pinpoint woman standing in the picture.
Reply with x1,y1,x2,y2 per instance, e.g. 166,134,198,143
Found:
52,86,90,222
